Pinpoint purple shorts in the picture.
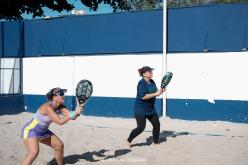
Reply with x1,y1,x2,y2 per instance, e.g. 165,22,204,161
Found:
20,118,53,140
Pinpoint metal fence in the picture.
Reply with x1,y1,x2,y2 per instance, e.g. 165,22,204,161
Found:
0,58,21,95
167,0,248,8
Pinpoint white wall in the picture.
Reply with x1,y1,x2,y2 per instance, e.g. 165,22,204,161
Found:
167,52,248,102
23,56,75,95
23,52,248,103
23,54,164,97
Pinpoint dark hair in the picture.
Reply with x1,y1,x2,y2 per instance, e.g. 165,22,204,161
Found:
138,68,142,77
46,87,67,101
46,89,54,101
138,66,154,77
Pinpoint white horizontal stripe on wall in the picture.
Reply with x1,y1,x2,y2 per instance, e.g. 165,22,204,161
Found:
23,54,164,97
167,52,248,101
23,56,75,95
24,52,248,101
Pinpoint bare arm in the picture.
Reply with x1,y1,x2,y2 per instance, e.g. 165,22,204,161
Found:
60,103,84,120
73,106,83,120
45,106,71,125
60,108,70,116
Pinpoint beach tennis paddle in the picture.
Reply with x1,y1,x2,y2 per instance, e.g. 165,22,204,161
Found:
161,72,173,89
76,79,93,104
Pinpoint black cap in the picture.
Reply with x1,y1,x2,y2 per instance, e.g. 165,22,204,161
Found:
51,87,67,95
46,87,67,101
138,66,154,77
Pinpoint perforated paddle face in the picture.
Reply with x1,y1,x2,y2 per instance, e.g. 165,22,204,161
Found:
76,80,93,103
161,72,173,88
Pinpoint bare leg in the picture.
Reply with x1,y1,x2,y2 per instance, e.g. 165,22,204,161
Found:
20,138,39,165
40,135,64,165
124,139,131,149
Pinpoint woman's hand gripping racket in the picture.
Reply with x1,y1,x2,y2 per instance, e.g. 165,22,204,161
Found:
161,72,173,89
76,79,93,105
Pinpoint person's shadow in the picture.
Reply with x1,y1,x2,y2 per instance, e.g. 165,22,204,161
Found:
48,131,191,164
47,148,131,165
131,130,191,147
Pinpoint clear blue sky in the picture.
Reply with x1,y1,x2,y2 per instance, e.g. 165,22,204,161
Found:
22,0,113,19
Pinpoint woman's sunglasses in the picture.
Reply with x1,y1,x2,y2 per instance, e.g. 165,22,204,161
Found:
56,92,64,96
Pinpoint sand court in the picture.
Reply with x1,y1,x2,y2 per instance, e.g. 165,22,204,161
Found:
0,112,247,165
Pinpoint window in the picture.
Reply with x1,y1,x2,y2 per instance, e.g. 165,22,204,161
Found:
0,58,21,95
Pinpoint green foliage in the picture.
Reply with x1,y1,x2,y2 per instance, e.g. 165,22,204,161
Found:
126,0,162,11
0,0,247,20
0,0,74,20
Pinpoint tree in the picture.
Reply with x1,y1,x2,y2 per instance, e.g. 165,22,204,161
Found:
81,0,162,12
81,0,131,12
3,0,245,20
125,0,163,11
0,0,75,20
0,0,132,20
0,0,161,20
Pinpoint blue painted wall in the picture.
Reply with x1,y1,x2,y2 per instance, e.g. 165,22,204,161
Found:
0,95,24,115
22,95,248,123
0,21,22,57
23,95,163,118
167,99,248,123
24,10,162,56
0,23,3,57
1,4,247,57
168,4,248,52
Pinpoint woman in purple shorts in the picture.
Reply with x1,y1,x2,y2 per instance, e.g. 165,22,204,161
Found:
20,87,83,165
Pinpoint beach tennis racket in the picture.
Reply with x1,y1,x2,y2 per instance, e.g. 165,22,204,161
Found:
161,72,173,89
76,79,93,104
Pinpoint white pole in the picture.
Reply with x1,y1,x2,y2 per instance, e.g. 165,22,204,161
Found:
162,0,167,117
72,56,76,109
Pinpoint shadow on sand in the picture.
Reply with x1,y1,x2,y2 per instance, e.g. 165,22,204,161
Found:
48,148,131,164
131,130,191,147
48,131,190,164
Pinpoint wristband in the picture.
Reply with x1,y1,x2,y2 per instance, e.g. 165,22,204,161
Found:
69,111,76,119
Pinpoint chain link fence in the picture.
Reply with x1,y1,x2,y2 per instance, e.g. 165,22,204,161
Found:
0,58,21,95
128,0,247,11
167,0,248,8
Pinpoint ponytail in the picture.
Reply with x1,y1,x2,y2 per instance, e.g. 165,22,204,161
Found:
138,68,143,77
46,89,53,101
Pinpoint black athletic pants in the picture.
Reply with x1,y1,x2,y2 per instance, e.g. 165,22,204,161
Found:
127,113,160,144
